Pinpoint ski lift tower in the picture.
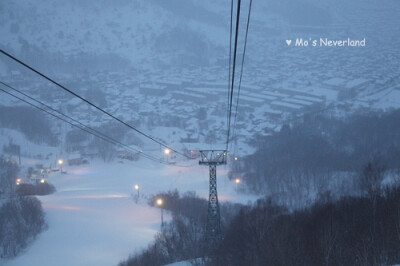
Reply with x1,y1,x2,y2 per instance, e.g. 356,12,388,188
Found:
199,150,227,244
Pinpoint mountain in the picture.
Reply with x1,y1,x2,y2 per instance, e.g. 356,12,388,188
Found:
0,0,399,156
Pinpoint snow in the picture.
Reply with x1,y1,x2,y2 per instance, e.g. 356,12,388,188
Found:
0,128,59,160
372,88,400,110
238,95,265,106
345,78,369,89
2,157,256,266
282,98,315,106
307,87,338,101
271,101,303,110
243,92,277,101
293,95,324,103
323,77,347,87
165,260,198,266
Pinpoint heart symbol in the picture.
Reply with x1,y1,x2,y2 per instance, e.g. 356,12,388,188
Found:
286,39,292,46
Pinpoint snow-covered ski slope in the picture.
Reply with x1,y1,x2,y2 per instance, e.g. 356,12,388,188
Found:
3,158,255,266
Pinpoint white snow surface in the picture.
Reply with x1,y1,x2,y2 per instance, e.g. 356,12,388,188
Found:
2,158,256,266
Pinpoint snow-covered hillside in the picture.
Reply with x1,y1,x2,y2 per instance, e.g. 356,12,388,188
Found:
0,0,230,70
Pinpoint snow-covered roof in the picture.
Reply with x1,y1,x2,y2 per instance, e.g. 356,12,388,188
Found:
346,78,369,89
323,77,347,87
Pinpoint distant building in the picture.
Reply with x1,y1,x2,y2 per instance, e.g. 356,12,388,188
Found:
293,95,325,104
324,77,347,88
117,150,140,161
183,87,220,98
270,101,303,112
238,95,265,107
345,78,369,91
139,83,167,96
281,97,315,107
171,91,208,104
180,133,200,143
157,79,184,90
242,92,277,102
264,109,283,120
67,157,89,166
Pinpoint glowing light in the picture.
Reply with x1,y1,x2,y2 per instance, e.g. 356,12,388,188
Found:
156,198,163,206
40,178,46,184
58,159,64,165
164,148,170,155
16,178,21,185
235,178,241,184
234,157,238,161
134,184,139,190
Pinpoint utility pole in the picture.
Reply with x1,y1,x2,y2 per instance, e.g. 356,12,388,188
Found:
199,150,227,245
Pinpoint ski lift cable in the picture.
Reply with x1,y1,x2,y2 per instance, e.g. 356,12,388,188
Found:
226,0,242,152
0,84,173,165
230,0,253,154
0,49,192,160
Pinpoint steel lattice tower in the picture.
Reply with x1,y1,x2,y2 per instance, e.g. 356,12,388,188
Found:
199,150,227,244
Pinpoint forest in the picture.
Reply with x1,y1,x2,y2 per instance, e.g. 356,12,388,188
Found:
233,109,400,208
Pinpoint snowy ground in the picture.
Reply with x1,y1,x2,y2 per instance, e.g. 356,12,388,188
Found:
3,157,256,266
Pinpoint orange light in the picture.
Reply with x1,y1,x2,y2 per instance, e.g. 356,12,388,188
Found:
235,178,241,184
16,178,21,185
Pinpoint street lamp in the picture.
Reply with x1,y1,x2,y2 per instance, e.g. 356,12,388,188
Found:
235,178,241,190
164,148,171,163
156,198,164,227
40,178,46,184
134,184,140,202
58,159,64,172
16,178,21,185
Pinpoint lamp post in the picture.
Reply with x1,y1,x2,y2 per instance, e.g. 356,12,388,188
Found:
235,178,241,190
156,198,164,227
164,148,170,163
134,184,140,203
58,159,64,173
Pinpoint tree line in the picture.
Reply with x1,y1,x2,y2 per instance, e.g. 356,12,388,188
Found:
0,105,58,145
0,157,46,258
119,190,242,266
233,109,400,209
120,174,400,266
